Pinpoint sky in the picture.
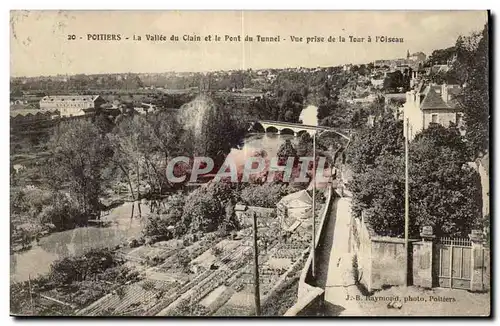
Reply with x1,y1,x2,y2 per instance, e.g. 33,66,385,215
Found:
10,10,488,77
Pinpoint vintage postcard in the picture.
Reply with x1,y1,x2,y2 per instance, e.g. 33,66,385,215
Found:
10,10,490,317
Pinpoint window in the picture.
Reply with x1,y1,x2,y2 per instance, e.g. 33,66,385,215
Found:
431,114,438,124
456,113,463,125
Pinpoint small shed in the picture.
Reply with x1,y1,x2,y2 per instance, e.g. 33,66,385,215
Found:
277,190,312,229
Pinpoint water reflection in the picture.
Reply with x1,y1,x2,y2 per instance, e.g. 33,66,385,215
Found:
230,132,298,160
10,202,146,282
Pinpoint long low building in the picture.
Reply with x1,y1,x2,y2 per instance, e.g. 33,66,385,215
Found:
39,95,105,117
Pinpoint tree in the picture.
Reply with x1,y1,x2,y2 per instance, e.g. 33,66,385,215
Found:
38,192,84,230
49,248,118,285
46,120,112,219
350,154,405,237
409,124,482,237
181,181,238,232
240,183,298,208
277,139,297,159
108,116,148,219
350,123,483,238
141,111,183,195
296,132,313,157
178,95,246,167
454,24,489,158
368,95,386,118
383,70,405,92
427,46,456,65
346,114,404,174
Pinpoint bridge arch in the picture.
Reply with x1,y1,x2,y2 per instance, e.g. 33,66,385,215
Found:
266,126,279,134
280,128,295,135
251,122,265,133
296,130,309,138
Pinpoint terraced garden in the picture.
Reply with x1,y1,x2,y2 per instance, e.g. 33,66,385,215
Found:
79,213,312,316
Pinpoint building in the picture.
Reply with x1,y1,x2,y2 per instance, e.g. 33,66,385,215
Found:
10,102,59,126
134,103,158,115
39,95,105,118
403,83,463,140
276,190,313,231
347,93,378,105
371,78,385,88
407,51,427,63
10,108,59,126
373,59,391,68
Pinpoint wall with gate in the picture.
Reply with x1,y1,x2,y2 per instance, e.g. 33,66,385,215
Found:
351,217,490,293
413,228,489,292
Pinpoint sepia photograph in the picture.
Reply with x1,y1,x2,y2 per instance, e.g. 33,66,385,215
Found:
9,10,490,317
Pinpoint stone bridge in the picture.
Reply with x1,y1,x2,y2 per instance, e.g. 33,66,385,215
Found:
250,120,350,140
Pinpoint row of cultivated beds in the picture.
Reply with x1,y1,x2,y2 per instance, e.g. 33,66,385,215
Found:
76,218,310,316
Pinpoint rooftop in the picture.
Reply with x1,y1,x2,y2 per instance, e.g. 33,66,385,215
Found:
41,95,100,102
420,84,461,110
10,108,58,117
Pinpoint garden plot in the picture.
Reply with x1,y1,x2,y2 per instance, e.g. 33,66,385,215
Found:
77,279,177,316
126,246,169,260
199,285,227,308
214,284,255,316
144,270,189,284
80,221,308,316
267,257,292,270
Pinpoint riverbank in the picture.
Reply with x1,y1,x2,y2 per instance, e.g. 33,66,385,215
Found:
10,201,148,283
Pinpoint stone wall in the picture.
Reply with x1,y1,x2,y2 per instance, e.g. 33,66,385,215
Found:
351,220,491,292
284,185,334,316
371,237,408,289
351,212,413,292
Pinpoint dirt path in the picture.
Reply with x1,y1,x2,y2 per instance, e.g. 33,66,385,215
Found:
321,197,364,316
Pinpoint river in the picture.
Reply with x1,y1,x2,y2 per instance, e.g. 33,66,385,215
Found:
10,133,296,283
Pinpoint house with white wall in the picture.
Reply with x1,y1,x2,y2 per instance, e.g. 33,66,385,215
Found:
403,83,463,140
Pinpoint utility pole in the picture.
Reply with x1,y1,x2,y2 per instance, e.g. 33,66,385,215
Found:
252,212,261,316
28,274,34,312
312,131,316,278
404,118,410,287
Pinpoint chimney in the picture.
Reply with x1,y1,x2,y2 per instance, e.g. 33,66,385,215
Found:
441,83,448,103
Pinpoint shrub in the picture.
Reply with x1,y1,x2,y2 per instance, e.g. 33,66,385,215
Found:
143,215,173,240
240,183,296,207
49,248,119,285
182,182,238,232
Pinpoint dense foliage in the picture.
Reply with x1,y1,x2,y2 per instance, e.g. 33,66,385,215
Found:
181,182,239,232
349,119,482,238
455,25,489,158
49,248,119,285
240,183,300,208
45,120,112,219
